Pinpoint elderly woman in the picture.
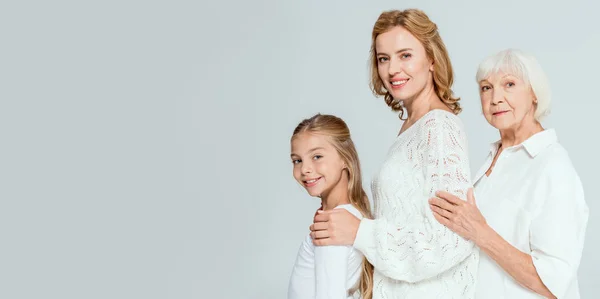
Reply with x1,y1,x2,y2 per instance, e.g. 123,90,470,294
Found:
428,49,589,299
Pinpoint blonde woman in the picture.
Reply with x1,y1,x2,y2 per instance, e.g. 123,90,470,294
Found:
310,9,479,298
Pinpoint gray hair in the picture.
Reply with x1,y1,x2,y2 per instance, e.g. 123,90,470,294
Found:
475,49,551,121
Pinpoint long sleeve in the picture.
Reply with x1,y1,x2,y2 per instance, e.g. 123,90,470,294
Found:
288,235,315,299
289,205,363,299
288,239,354,299
354,114,476,283
314,245,353,299
529,154,589,298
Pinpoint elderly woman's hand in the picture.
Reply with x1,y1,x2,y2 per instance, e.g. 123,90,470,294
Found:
428,188,490,244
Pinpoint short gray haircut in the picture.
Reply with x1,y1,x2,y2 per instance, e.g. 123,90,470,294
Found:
475,49,551,121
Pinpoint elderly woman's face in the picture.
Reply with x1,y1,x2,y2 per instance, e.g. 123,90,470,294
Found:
479,72,537,131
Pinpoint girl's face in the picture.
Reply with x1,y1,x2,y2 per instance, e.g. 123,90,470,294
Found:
290,132,346,198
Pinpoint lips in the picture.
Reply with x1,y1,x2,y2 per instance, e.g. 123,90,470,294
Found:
303,177,322,187
390,78,409,89
493,110,509,116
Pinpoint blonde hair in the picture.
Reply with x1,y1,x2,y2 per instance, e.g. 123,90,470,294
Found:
476,48,551,121
369,9,461,119
291,114,374,299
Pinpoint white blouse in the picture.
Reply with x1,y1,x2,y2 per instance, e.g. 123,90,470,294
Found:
473,129,589,299
354,110,479,298
288,204,364,299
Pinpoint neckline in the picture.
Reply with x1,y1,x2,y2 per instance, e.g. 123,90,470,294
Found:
487,128,557,158
397,109,456,138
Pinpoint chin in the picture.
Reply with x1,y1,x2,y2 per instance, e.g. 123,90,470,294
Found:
391,91,415,102
306,189,323,198
390,90,407,99
491,120,514,131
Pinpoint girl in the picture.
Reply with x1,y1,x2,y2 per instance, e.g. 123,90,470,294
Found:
287,114,373,299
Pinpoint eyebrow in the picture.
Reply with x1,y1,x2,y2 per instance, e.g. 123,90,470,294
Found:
480,74,517,84
377,48,413,56
290,147,326,158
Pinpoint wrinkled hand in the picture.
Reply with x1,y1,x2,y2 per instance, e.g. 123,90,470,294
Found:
428,188,489,244
309,209,360,246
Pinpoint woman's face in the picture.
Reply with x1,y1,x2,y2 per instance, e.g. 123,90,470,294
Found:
479,72,537,131
375,26,434,102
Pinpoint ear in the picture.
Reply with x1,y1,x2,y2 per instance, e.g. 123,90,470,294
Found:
429,57,435,72
530,87,537,104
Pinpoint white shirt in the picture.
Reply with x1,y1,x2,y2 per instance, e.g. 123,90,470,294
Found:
473,129,589,299
354,110,479,298
288,204,365,299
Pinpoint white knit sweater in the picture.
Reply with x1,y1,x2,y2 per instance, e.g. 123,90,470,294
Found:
354,109,479,299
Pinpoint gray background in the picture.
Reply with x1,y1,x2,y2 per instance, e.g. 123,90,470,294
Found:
1,0,598,298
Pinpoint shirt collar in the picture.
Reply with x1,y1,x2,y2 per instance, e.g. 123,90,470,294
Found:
488,129,558,158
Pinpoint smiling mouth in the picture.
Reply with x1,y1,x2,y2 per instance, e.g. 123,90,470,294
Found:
493,111,509,116
390,79,409,88
303,177,322,187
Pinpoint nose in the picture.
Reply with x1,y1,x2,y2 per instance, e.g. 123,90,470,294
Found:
388,57,402,77
301,161,313,175
491,89,504,105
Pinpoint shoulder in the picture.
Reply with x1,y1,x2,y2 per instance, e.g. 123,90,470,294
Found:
537,143,579,180
299,234,315,256
534,143,586,203
532,143,588,214
335,204,364,219
418,110,469,151
420,109,467,135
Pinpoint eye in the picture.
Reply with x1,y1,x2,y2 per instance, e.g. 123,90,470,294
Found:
506,82,515,87
377,56,388,63
400,53,412,59
480,85,491,92
313,155,323,160
292,159,301,165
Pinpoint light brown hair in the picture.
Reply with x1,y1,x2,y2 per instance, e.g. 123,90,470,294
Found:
369,9,461,119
